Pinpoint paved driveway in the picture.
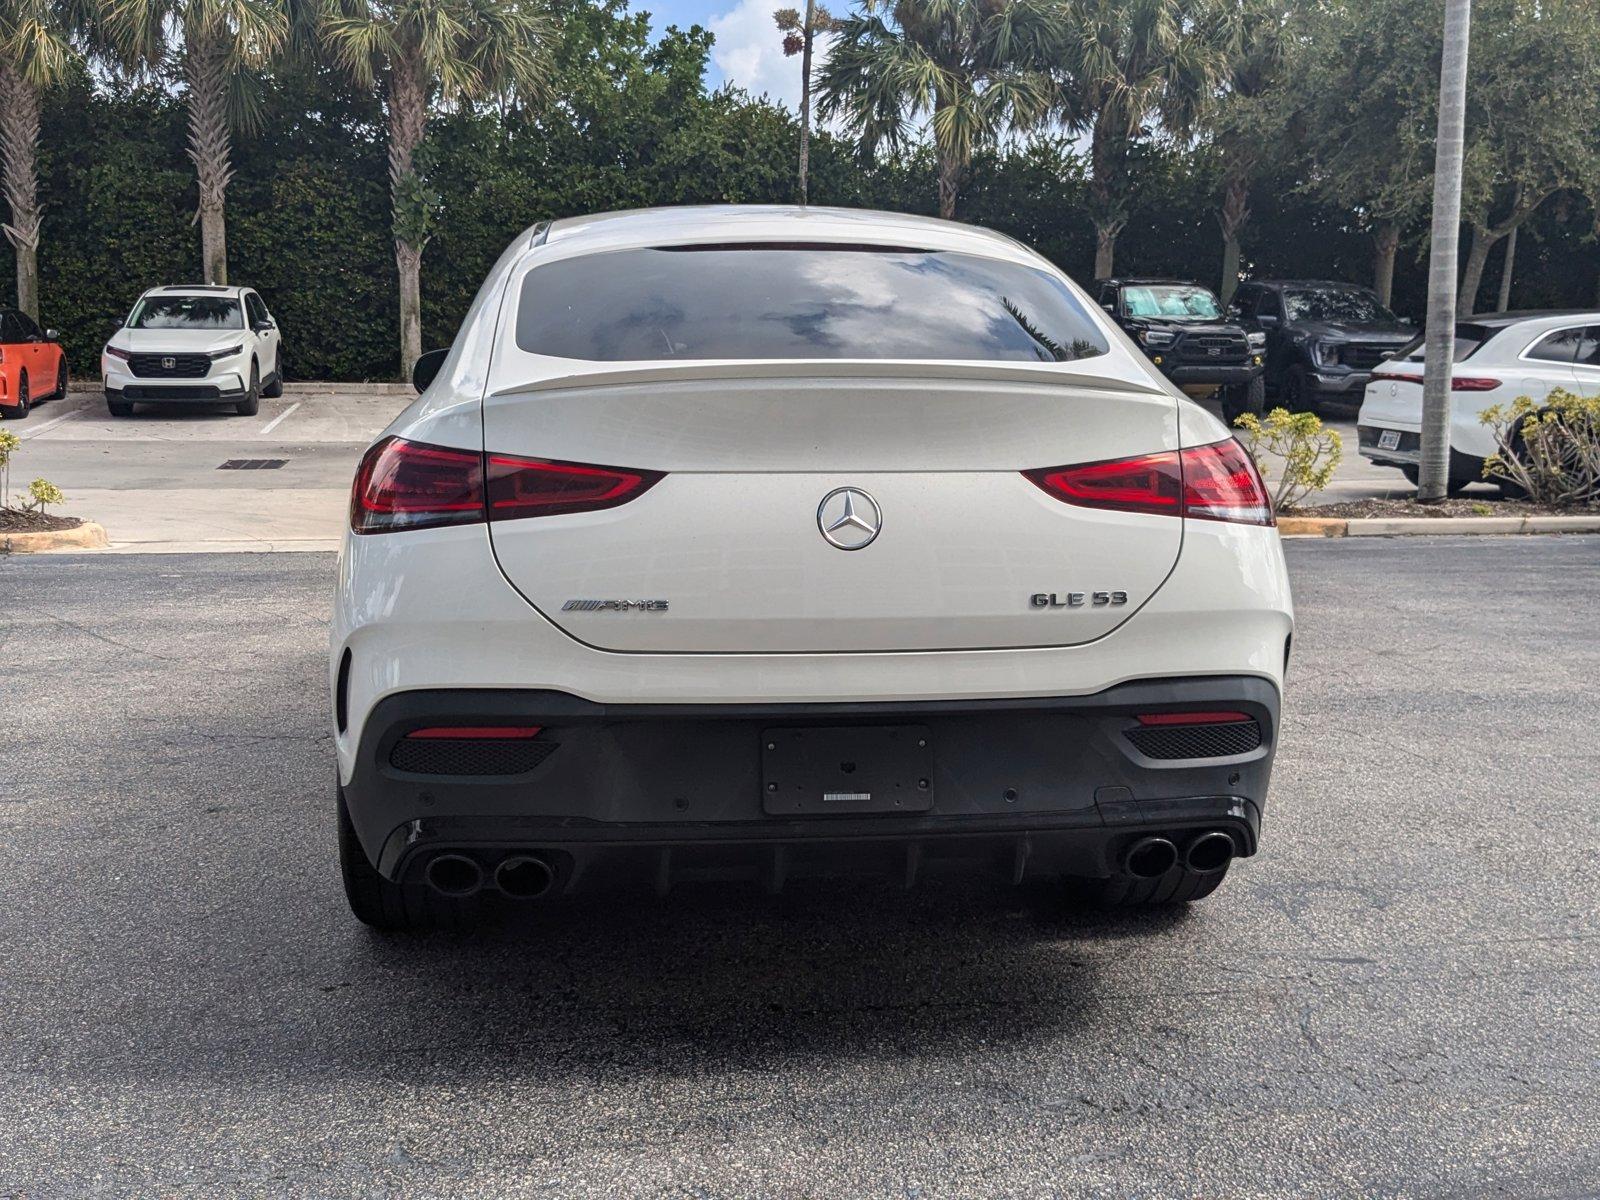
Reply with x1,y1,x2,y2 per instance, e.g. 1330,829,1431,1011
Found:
1,538,1596,1196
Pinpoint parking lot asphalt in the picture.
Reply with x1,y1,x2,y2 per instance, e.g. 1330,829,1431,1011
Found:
2,537,1597,1197
13,388,1427,553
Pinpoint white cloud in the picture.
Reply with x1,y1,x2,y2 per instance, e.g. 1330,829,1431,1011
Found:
709,0,827,112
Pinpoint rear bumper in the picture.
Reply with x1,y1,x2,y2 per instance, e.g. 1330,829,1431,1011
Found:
342,677,1279,888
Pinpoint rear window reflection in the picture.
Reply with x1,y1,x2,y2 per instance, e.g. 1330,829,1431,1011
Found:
515,244,1109,364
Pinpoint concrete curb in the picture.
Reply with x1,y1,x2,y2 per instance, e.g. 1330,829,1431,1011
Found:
2,521,109,553
1280,515,1600,538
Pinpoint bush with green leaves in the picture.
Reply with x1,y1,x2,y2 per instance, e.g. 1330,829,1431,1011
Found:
1232,407,1343,512
1481,389,1600,508
23,478,66,513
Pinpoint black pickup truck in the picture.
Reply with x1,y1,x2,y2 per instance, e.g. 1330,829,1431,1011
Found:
1230,280,1414,413
1096,278,1266,422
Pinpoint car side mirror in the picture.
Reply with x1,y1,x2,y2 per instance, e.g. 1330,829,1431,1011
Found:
411,347,449,394
44,328,59,341
1101,302,1115,314
252,319,274,333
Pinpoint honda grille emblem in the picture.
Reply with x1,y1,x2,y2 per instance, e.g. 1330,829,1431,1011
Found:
162,356,176,370
817,487,882,551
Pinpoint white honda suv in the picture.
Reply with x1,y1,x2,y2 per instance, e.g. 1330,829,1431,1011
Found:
102,284,283,416
331,206,1294,929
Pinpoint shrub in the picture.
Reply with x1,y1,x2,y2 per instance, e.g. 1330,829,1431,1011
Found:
1232,407,1343,512
0,428,18,505
1481,389,1600,508
24,479,66,514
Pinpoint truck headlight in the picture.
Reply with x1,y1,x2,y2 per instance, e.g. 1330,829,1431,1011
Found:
1247,331,1266,348
1139,330,1175,348
1315,342,1342,367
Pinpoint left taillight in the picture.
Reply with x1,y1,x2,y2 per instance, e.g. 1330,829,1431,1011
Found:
351,437,664,534
1025,438,1273,527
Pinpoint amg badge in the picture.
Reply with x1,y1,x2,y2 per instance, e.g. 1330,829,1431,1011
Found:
1030,591,1128,609
561,599,669,612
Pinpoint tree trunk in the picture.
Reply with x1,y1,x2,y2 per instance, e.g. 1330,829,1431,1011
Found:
1457,224,1497,319
1088,121,1125,280
1093,223,1118,281
935,142,959,221
186,33,233,285
1217,171,1249,305
797,0,814,205
0,64,43,320
1372,222,1400,309
1418,0,1471,504
1496,224,1517,312
388,51,430,380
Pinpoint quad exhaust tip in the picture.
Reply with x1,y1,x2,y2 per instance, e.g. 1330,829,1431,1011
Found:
425,853,484,897
1185,830,1236,874
1123,836,1179,879
495,855,556,900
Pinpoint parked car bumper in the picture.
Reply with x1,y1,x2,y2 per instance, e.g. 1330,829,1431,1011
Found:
341,677,1280,890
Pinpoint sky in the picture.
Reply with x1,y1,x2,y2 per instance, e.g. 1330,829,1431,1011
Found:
635,0,815,111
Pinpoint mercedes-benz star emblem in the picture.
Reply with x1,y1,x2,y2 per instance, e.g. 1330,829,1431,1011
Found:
817,487,882,551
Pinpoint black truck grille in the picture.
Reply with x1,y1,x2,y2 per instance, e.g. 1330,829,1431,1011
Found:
1341,344,1393,371
128,354,212,378
1177,332,1248,363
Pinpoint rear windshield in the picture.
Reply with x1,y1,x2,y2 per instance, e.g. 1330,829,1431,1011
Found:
514,244,1109,363
129,296,243,330
1396,323,1491,362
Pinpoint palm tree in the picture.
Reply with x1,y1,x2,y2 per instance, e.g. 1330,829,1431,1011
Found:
816,0,1061,221
1051,0,1229,279
1416,0,1471,503
776,1,838,204
102,0,290,285
0,0,81,319
319,0,552,377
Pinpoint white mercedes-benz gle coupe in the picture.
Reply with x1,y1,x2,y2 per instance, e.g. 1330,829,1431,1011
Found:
331,206,1294,929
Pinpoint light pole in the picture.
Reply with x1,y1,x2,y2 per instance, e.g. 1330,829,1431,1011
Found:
1417,0,1473,503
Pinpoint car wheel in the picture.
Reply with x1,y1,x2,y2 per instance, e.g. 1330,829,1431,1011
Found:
106,394,135,417
1220,375,1265,425
54,360,69,402
1069,861,1230,908
262,354,284,398
1401,464,1420,486
236,362,260,417
337,783,479,931
2,372,31,419
1281,367,1316,414
1399,452,1483,495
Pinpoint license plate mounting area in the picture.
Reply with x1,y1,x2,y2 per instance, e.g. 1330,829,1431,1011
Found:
761,725,933,816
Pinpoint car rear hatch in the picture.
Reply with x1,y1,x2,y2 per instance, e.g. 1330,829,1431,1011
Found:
482,361,1183,654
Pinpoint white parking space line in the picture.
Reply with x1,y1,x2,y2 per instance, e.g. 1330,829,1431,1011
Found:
258,401,302,436
15,395,94,440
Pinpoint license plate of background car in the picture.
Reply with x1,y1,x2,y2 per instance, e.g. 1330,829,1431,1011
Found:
1378,430,1401,450
761,725,933,816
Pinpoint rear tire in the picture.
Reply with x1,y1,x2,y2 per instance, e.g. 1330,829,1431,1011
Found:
236,362,260,417
337,784,479,931
1069,862,1230,908
1281,366,1315,414
1220,375,1265,425
53,360,69,401
1400,451,1483,496
1,372,30,419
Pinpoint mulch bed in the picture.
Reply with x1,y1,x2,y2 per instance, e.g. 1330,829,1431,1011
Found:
0,508,84,533
1284,497,1591,519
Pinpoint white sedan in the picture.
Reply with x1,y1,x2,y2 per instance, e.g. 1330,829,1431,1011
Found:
1358,309,1600,492
329,205,1294,929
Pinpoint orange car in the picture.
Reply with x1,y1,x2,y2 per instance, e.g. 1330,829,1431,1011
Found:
0,307,69,419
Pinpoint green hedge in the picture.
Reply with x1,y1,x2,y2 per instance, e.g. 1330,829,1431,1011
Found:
4,2,1596,380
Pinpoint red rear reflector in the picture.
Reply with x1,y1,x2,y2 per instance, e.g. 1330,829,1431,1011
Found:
351,437,484,533
1380,372,1501,391
1136,711,1252,726
1026,438,1272,526
406,726,544,740
486,455,664,521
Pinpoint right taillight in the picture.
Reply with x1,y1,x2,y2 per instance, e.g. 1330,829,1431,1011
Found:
1026,438,1273,527
351,437,664,534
